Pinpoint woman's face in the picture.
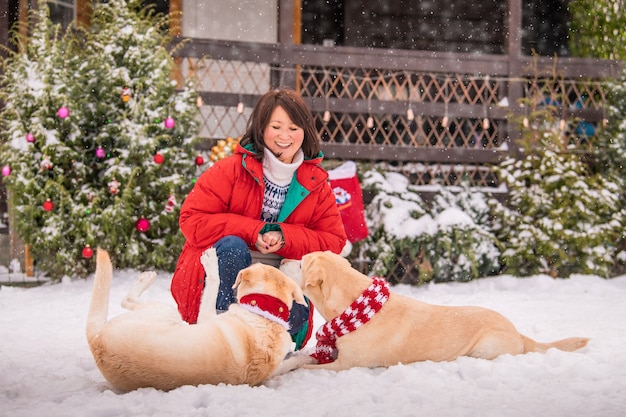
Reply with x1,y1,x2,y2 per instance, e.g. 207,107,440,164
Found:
263,105,304,164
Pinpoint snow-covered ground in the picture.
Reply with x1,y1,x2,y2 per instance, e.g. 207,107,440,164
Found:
1,268,625,417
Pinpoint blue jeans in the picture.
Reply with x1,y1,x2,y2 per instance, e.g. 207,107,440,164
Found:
213,236,309,339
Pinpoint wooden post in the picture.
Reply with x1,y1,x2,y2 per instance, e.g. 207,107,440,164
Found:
506,0,524,158
75,0,92,30
292,0,302,44
7,188,32,276
170,0,182,37
170,0,183,88
293,0,302,92
277,0,299,90
24,244,34,277
0,1,8,58
18,0,29,51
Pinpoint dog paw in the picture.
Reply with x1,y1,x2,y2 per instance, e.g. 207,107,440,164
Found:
271,351,317,377
201,247,219,279
122,271,157,310
137,271,157,286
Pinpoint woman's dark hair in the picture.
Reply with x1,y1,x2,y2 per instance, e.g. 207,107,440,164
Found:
239,88,321,160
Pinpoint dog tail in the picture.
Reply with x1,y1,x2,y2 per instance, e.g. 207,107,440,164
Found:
86,247,112,344
522,335,589,353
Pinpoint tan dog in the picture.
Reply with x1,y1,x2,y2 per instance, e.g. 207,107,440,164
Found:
290,251,589,371
86,247,307,391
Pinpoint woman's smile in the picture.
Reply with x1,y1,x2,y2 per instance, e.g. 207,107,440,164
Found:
263,105,304,163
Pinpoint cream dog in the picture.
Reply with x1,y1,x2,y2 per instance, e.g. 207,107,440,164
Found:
286,251,589,371
86,247,307,391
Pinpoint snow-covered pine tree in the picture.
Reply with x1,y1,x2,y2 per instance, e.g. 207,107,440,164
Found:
490,63,622,278
595,64,626,273
0,0,200,279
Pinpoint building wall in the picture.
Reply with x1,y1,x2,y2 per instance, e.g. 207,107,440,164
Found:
182,0,277,43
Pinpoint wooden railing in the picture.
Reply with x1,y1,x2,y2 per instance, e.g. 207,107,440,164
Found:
173,38,622,191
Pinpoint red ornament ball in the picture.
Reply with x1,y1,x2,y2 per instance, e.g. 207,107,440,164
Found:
153,153,165,164
195,155,205,166
26,133,35,143
43,199,54,212
136,218,150,232
95,147,106,158
164,117,175,129
1,165,10,177
82,245,94,259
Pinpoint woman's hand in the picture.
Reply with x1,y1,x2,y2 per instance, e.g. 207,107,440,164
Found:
255,231,285,254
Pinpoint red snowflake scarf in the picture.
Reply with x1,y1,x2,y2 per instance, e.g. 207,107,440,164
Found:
311,277,390,364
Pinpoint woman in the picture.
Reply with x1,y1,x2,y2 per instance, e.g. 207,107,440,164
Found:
171,88,347,350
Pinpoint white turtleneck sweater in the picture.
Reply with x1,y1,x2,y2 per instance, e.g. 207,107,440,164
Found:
261,148,304,222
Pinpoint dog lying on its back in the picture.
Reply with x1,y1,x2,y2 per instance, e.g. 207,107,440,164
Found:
281,251,589,371
86,247,307,391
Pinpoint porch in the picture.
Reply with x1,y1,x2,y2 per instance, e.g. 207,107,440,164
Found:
174,37,620,190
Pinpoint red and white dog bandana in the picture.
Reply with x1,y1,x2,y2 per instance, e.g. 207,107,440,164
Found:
311,277,390,364
239,293,290,330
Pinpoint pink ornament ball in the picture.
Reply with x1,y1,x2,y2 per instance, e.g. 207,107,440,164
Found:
57,106,70,119
164,117,175,129
1,165,11,176
136,217,150,233
26,133,35,143
95,147,106,158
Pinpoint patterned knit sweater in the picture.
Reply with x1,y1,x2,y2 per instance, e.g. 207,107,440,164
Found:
261,148,304,222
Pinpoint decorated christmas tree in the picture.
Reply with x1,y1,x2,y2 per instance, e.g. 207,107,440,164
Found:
0,0,201,279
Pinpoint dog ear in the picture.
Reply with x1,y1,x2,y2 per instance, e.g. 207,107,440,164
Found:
232,269,245,289
302,273,322,292
301,255,330,299
301,255,316,289
291,281,307,306
305,271,332,305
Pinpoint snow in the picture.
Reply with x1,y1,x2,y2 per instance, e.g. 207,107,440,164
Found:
2,268,625,417
379,195,436,239
435,207,474,228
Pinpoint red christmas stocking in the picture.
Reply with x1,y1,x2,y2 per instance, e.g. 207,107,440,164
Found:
328,161,369,243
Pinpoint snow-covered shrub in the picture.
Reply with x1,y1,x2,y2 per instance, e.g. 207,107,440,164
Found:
429,185,501,282
356,170,432,283
356,168,501,284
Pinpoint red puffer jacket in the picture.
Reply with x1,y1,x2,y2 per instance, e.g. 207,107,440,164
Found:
171,143,347,324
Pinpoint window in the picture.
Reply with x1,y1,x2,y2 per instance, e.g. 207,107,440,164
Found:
45,1,170,30
143,0,169,16
47,0,75,30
